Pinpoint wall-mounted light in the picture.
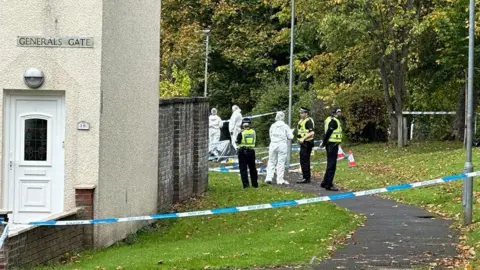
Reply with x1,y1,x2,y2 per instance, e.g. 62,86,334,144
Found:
24,68,45,88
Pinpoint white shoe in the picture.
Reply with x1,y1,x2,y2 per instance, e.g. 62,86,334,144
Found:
278,181,289,185
265,180,273,184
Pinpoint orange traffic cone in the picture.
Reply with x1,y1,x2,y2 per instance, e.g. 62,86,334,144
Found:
337,145,345,159
348,150,357,168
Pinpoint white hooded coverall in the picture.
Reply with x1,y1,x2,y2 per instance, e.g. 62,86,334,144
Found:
209,108,223,144
229,105,243,149
266,112,294,184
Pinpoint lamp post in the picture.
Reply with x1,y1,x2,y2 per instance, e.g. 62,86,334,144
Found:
199,29,211,97
286,0,295,167
463,0,475,225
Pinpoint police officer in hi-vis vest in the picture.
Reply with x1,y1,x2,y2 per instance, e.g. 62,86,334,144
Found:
320,106,342,191
296,107,315,184
236,118,258,188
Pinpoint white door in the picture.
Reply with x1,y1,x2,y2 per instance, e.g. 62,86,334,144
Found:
3,94,65,224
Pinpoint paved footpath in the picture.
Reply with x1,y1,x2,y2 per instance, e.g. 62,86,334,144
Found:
275,174,459,270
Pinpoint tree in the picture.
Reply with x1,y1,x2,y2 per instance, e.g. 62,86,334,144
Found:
412,0,480,140
296,0,434,146
160,0,210,96
161,0,290,114
160,65,192,98
160,0,480,143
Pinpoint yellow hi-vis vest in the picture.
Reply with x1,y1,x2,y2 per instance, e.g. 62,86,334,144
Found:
239,129,256,148
298,117,315,142
324,116,342,143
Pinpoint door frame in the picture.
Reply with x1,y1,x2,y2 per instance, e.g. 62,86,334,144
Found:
2,91,65,220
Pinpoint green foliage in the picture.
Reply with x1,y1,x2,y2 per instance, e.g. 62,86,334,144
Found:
161,0,480,143
251,78,293,146
250,77,326,146
336,77,389,142
159,65,192,98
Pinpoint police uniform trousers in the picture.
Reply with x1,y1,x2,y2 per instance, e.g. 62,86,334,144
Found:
300,140,314,180
238,147,258,188
322,142,339,187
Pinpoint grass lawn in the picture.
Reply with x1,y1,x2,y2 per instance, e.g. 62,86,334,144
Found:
307,141,480,268
39,173,363,270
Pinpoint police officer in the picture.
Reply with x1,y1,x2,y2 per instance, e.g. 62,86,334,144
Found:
296,107,315,184
320,106,342,191
236,118,258,188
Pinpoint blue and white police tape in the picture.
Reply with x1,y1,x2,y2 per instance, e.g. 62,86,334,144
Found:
209,166,268,173
0,223,9,249
213,161,265,170
210,151,270,160
222,111,280,123
13,171,480,226
222,146,323,155
395,111,456,115
214,147,321,157
254,142,323,151
292,146,323,152
217,158,266,165
285,161,326,167
291,140,322,147
211,164,240,171
209,155,236,159
209,161,318,173
288,162,329,173
211,145,322,160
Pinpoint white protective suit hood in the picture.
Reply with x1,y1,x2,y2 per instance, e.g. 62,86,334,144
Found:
269,119,294,144
275,111,285,121
232,105,241,113
209,114,222,129
229,105,243,133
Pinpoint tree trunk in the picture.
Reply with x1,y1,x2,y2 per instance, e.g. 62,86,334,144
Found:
392,0,413,147
389,115,398,141
452,82,466,141
392,50,407,147
380,59,397,142
377,0,415,147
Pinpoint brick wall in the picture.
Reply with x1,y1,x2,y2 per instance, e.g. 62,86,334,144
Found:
158,103,174,211
2,211,84,268
158,98,209,207
193,100,209,195
172,101,193,202
0,188,95,269
0,230,6,270
75,187,94,248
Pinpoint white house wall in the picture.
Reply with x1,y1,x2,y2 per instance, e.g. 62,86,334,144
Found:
0,1,103,211
96,0,160,247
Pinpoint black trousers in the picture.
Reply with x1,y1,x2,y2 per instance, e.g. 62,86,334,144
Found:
322,142,339,187
300,140,314,180
238,148,258,188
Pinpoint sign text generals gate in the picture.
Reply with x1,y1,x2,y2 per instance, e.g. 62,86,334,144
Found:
17,36,94,48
